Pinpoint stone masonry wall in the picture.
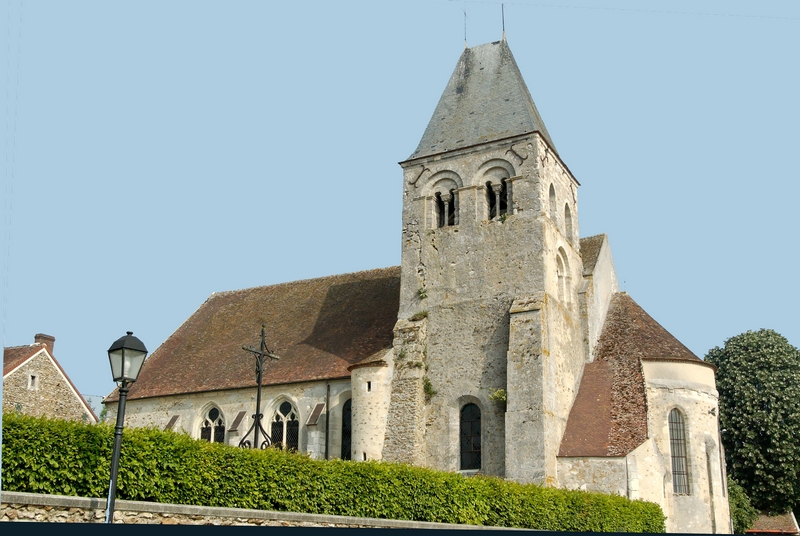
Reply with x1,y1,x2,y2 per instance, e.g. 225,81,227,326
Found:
381,317,428,465
1,491,525,529
3,350,94,422
106,379,350,460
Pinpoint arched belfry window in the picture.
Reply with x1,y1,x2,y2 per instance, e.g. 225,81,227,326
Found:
435,191,457,228
486,181,509,220
271,401,299,450
200,407,225,444
460,403,481,470
549,184,557,220
341,399,352,460
669,409,691,495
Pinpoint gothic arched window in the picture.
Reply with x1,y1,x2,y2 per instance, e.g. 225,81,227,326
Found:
669,408,691,495
271,401,299,450
200,407,225,444
341,399,352,460
549,184,557,221
460,403,481,470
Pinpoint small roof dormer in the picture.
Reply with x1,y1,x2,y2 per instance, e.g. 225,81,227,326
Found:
407,39,557,161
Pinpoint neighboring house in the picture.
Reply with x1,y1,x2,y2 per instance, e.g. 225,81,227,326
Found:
748,512,800,535
105,39,730,533
3,333,98,423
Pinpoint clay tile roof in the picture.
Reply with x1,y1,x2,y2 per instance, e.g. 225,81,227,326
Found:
559,293,702,457
4,344,45,376
749,512,800,534
408,39,557,161
109,267,401,402
579,234,606,276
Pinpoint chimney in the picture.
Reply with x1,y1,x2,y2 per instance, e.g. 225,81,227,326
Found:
34,333,55,355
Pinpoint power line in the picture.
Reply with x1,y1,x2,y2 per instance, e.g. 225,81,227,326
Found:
447,0,800,22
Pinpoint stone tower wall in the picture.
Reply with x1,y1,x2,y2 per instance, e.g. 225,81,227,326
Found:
390,134,585,479
350,350,393,462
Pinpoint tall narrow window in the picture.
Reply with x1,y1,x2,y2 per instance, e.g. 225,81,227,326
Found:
549,184,557,220
460,403,481,470
499,180,508,216
271,401,299,450
486,182,497,219
669,409,691,494
341,399,352,460
447,190,456,226
556,255,566,304
435,193,446,228
564,203,573,242
200,407,225,443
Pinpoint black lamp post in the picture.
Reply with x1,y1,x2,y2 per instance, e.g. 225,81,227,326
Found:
105,331,148,524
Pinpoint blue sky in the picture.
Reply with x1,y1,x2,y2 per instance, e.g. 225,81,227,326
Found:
2,0,799,399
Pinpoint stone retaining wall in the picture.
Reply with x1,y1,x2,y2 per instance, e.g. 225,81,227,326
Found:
1,491,525,529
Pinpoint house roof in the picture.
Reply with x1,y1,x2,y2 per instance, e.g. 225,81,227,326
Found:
3,344,42,376
108,267,401,402
407,39,557,161
4,338,99,422
559,292,703,457
748,512,800,535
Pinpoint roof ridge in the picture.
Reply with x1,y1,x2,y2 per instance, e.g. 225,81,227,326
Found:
211,266,401,298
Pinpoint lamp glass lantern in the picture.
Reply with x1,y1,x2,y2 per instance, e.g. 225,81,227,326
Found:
107,331,148,383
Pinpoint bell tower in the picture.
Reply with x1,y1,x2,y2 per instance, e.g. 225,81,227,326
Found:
381,39,585,485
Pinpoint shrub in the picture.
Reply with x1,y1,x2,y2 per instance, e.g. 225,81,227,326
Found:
2,413,665,531
728,477,759,533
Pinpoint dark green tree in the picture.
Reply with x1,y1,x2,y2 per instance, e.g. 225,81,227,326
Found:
706,329,800,513
727,477,758,533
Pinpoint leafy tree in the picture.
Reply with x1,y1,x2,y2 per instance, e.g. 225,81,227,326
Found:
706,329,800,513
728,477,758,533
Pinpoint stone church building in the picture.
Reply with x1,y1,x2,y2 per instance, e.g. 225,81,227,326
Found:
105,40,731,533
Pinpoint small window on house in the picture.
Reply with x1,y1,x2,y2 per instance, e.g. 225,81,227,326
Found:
669,409,691,495
549,184,557,220
341,399,352,460
367,381,372,392
460,403,481,470
564,203,573,242
271,401,299,450
28,374,39,390
200,407,225,443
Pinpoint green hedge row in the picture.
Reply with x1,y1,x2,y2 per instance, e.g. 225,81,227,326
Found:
1,413,665,532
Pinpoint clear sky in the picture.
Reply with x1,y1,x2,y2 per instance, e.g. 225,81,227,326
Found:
2,0,799,401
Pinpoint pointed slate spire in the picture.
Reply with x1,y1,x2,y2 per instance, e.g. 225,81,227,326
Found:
408,40,557,161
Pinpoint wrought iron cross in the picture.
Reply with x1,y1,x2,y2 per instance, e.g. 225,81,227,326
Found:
239,324,280,449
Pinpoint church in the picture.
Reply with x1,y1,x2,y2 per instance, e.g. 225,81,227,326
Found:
104,39,731,533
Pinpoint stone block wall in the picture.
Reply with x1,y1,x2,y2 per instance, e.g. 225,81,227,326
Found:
1,491,526,530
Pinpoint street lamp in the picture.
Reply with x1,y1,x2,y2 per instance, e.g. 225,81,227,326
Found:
105,331,148,524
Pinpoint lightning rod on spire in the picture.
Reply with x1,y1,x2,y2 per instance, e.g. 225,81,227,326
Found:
502,4,506,40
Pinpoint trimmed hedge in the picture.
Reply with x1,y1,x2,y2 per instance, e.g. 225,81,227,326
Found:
1,413,665,531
